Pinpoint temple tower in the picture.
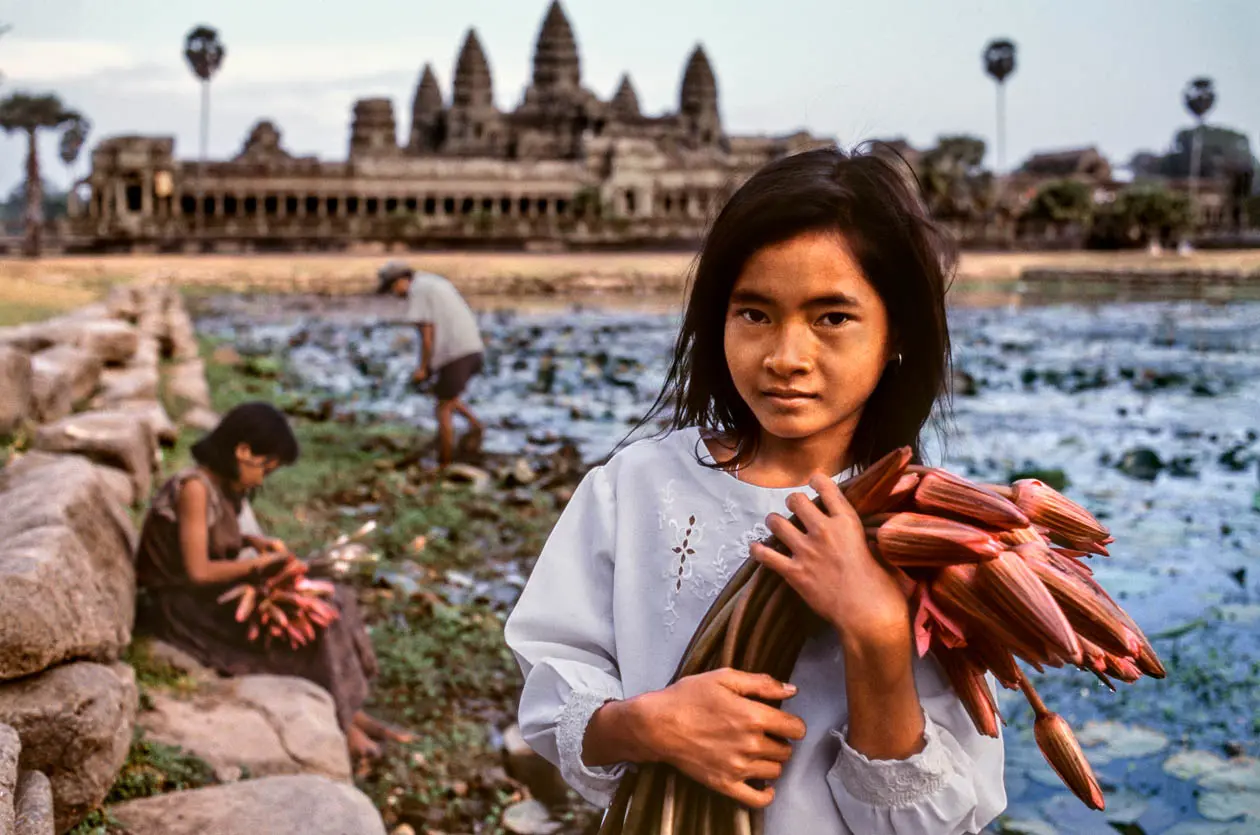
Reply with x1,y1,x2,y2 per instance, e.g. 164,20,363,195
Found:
679,45,722,146
610,74,641,120
447,29,500,154
532,1,581,93
349,98,399,157
409,64,446,153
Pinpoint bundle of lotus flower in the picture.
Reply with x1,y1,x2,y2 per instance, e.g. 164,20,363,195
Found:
599,447,1164,834
216,560,341,650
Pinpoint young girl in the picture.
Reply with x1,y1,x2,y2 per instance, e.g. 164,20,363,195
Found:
504,148,1006,833
135,402,409,771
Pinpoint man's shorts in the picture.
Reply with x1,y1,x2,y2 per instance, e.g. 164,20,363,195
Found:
434,352,483,401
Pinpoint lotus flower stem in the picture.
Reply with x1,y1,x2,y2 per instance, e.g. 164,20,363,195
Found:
1017,673,1050,718
660,773,677,835
622,765,658,834
721,586,753,668
742,581,789,669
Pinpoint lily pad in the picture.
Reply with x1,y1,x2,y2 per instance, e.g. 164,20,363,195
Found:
1200,758,1260,793
1198,790,1260,822
1164,750,1231,781
995,818,1058,835
1075,720,1169,763
1213,603,1260,624
1040,793,1119,835
1089,566,1162,599
1099,788,1150,824
1160,823,1258,835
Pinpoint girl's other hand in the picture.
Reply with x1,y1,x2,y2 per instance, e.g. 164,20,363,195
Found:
637,668,805,809
255,536,290,555
751,473,910,650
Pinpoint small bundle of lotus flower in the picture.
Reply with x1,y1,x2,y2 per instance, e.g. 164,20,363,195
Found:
217,559,341,650
600,447,1164,834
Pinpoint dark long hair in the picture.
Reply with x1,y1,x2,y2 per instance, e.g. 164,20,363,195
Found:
191,402,300,482
642,144,955,471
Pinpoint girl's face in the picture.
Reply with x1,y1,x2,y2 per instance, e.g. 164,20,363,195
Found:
724,230,894,448
234,443,280,490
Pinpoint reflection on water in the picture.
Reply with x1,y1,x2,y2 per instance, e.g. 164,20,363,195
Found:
199,288,1260,830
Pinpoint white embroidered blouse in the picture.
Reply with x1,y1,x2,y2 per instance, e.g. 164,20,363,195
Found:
504,427,1006,834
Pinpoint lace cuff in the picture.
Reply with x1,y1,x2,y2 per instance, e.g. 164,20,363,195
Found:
829,712,955,808
556,689,629,806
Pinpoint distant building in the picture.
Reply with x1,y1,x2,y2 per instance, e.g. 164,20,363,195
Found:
70,1,831,252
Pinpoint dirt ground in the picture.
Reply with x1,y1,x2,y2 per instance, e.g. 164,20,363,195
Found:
1,249,1259,321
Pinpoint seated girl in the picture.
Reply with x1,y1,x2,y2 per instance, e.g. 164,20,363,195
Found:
134,401,408,770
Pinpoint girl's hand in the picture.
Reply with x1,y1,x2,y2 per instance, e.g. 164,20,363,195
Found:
750,473,910,649
636,668,805,809
253,536,290,556
254,551,298,580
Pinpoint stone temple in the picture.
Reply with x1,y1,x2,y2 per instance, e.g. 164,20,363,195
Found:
74,1,831,251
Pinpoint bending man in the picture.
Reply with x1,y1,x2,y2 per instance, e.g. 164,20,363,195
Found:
378,262,485,468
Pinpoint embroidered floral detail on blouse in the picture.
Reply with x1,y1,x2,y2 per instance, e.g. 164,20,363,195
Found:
657,479,678,531
738,522,772,554
720,492,740,526
662,514,706,633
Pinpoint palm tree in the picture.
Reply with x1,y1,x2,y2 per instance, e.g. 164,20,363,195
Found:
184,25,226,230
1182,77,1215,225
59,114,90,215
59,113,89,173
983,39,1017,172
0,92,80,257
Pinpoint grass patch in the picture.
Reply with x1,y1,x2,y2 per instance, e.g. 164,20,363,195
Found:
122,638,197,697
105,732,217,803
0,275,104,326
67,732,217,835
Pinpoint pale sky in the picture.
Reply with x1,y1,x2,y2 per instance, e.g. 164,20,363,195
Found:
0,0,1256,196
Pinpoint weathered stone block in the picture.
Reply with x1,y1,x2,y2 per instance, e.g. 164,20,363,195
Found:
0,663,137,834
139,675,350,783
166,309,199,362
104,286,140,322
181,407,220,433
0,346,32,435
109,775,386,835
70,320,139,366
91,367,160,409
14,771,54,835
0,457,136,681
0,723,18,835
126,337,161,371
1,450,136,508
113,400,178,447
32,410,154,499
29,346,102,422
0,325,55,354
167,361,211,415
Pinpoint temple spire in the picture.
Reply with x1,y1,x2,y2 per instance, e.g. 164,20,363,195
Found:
532,0,581,90
452,28,493,108
611,73,641,118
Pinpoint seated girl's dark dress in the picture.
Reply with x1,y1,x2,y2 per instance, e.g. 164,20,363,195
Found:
135,468,377,731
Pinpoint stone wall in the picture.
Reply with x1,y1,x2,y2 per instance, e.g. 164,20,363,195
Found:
0,289,387,834
0,286,216,833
